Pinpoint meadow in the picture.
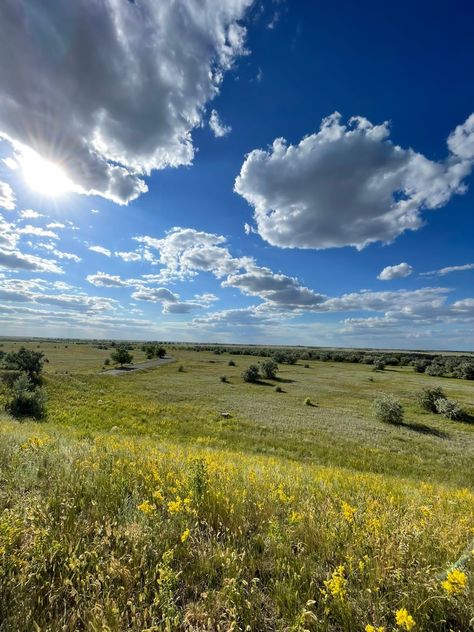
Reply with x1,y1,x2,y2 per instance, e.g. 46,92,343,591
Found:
0,339,473,631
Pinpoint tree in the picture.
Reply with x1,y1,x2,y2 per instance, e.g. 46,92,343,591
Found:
260,359,278,379
6,374,46,420
111,345,133,367
4,347,45,383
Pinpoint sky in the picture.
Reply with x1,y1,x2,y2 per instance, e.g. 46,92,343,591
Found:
0,0,473,350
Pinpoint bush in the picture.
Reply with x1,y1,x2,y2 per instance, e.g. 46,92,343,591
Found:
304,397,311,406
228,360,236,366
417,387,446,412
373,394,403,424
242,365,260,383
413,360,429,373
6,375,46,420
274,386,282,393
4,347,45,383
220,375,228,383
373,360,385,371
260,359,278,379
178,365,185,372
435,398,464,420
1,370,22,388
304,364,310,369
425,363,445,377
453,361,474,380
103,358,110,366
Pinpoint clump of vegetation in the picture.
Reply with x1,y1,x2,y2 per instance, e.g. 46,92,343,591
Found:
417,387,446,412
274,385,282,393
304,363,310,368
6,374,46,419
103,358,110,366
142,343,167,359
242,364,260,383
373,394,404,424
372,359,386,371
110,344,133,367
4,347,45,384
178,365,185,372
220,375,228,383
228,359,236,366
304,397,312,406
435,398,464,420
260,359,278,379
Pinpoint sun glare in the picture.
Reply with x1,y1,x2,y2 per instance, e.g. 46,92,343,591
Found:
20,148,73,197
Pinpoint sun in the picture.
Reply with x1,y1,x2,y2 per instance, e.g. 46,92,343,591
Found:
19,148,73,197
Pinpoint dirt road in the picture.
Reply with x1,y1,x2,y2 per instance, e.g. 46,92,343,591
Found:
102,356,175,376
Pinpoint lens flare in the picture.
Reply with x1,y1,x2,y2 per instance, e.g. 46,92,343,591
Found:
19,148,73,197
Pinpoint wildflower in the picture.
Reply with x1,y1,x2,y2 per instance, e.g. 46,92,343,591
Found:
341,501,357,523
167,497,183,514
181,528,190,543
366,625,385,632
323,565,347,600
289,510,302,524
152,489,164,502
441,568,468,594
137,500,155,514
395,608,415,630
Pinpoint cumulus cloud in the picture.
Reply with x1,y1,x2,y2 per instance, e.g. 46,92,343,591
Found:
0,181,15,210
420,263,474,277
88,245,111,257
0,248,63,274
0,0,253,204
131,287,179,303
235,112,474,250
115,251,142,263
18,225,59,240
19,209,42,219
377,262,413,281
209,109,232,137
87,272,132,288
35,242,81,263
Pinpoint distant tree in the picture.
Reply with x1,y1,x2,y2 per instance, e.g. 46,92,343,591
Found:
242,365,260,383
4,347,45,383
372,360,386,372
453,361,474,380
111,345,133,367
260,359,278,379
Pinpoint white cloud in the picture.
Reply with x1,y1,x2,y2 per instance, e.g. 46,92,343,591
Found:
88,245,112,257
18,224,59,240
377,262,413,281
447,113,474,160
131,287,179,303
209,109,232,138
0,248,63,274
46,221,66,229
235,112,474,250
35,242,81,263
19,209,42,219
0,0,253,204
420,263,474,277
87,272,132,288
0,181,15,210
115,250,142,262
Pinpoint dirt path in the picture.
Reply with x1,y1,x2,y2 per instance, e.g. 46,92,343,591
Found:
102,356,175,376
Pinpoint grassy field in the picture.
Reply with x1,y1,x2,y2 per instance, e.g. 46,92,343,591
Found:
0,340,473,631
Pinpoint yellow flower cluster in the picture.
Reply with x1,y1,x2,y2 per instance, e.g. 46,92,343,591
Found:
395,608,416,630
323,565,347,600
365,625,385,632
137,500,155,514
441,568,468,594
341,501,357,523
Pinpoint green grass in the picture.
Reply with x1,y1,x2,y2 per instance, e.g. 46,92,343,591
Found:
0,340,473,630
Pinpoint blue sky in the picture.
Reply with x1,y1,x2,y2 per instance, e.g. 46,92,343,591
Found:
0,0,473,349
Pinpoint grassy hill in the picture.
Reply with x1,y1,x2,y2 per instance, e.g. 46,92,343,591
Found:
0,341,473,631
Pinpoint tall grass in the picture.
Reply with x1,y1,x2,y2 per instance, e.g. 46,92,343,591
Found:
0,418,472,631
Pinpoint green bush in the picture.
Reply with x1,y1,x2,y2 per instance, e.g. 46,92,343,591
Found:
228,359,236,366
6,375,47,420
274,386,282,393
435,398,464,420
372,360,385,371
242,365,260,383
260,359,278,379
220,375,228,383
304,397,311,406
417,387,446,412
373,394,403,424
110,345,133,367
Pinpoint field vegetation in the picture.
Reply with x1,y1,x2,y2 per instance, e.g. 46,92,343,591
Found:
0,339,473,631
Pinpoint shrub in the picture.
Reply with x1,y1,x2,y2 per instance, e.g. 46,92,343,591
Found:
103,358,110,366
304,364,310,369
220,375,228,383
178,365,185,372
425,363,445,377
260,359,278,379
373,394,403,424
417,387,446,412
435,398,464,420
373,360,386,371
304,397,311,406
274,385,282,393
4,347,45,383
413,360,429,373
1,370,22,388
453,361,474,380
6,375,46,420
228,359,236,366
242,365,260,383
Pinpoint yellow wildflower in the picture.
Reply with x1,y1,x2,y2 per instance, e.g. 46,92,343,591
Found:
152,489,164,502
441,568,468,594
180,528,190,543
168,497,183,514
289,510,302,524
366,625,385,632
341,501,357,523
137,500,155,514
323,565,347,600
395,608,416,631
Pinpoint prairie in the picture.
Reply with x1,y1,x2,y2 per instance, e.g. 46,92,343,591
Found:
0,340,473,631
